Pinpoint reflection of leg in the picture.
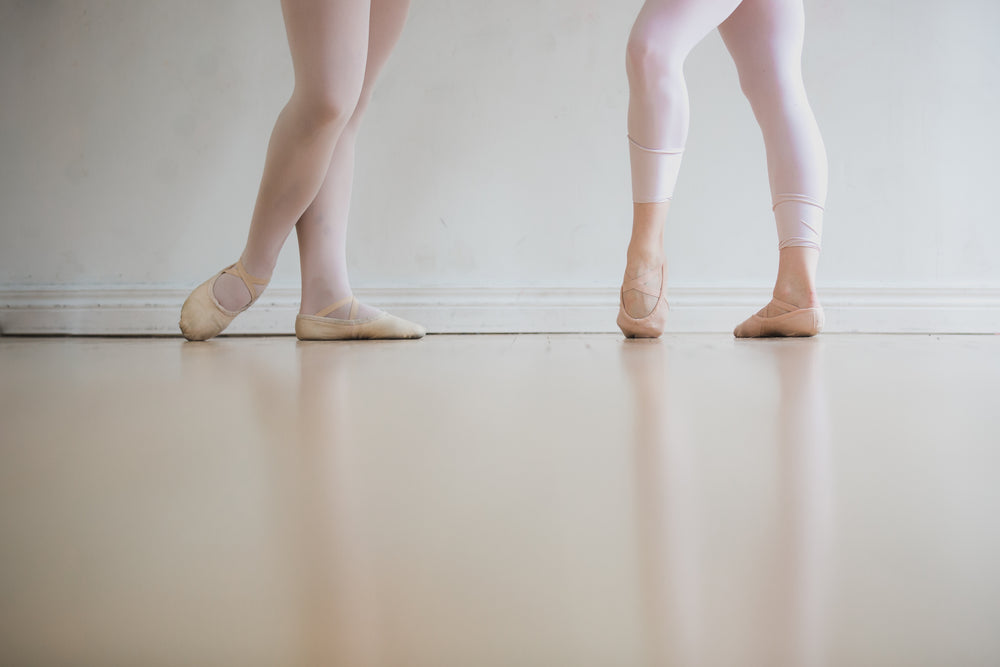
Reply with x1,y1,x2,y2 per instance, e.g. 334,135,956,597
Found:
720,0,829,337
292,344,381,666
619,0,743,334
622,341,702,665
772,341,834,667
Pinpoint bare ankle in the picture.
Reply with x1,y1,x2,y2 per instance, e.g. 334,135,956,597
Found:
625,245,664,272
773,283,820,309
773,247,820,308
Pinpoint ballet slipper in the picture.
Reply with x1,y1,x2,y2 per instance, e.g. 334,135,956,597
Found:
179,259,269,341
617,265,669,338
295,296,426,341
733,298,824,338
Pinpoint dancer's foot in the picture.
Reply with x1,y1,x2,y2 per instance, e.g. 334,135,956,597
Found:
212,256,273,312
618,251,669,338
213,273,253,313
621,251,665,319
734,288,824,339
734,247,824,338
296,296,426,340
179,259,269,341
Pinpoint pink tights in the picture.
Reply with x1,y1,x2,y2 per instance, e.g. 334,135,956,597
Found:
627,0,828,250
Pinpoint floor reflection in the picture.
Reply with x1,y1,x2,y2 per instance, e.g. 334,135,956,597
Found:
624,339,834,667
771,341,834,667
291,342,381,666
5,334,995,665
623,339,703,666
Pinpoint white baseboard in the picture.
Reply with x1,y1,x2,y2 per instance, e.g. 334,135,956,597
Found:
1,286,998,335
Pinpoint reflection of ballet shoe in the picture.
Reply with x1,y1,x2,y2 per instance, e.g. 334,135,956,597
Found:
733,299,824,338
295,296,426,341
179,259,269,341
617,265,669,339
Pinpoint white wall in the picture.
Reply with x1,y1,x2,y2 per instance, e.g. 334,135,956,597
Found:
2,0,998,333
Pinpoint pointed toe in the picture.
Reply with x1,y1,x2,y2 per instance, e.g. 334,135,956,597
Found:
179,260,269,342
617,264,669,338
378,313,426,339
733,316,764,339
180,279,237,341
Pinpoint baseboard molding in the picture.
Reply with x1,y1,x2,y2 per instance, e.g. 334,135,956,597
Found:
1,286,998,335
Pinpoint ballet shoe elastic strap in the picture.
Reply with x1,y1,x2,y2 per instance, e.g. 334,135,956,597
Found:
223,260,269,300
315,296,357,319
760,298,800,318
621,265,664,300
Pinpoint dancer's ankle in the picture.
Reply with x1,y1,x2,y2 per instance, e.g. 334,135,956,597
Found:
301,285,383,321
772,282,820,310
773,247,820,309
625,245,664,274
238,254,274,284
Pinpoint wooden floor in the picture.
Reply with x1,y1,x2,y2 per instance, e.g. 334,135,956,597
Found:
1,334,999,666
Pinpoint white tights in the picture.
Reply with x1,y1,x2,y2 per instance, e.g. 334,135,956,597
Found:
216,0,410,318
627,0,828,250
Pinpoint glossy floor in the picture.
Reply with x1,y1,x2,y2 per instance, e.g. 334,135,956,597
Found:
1,334,999,666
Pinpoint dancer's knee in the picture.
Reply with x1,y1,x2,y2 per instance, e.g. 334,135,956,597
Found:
626,30,683,96
348,87,376,125
289,84,364,130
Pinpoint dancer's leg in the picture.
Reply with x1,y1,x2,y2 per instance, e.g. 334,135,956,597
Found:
296,0,411,321
214,0,372,311
622,0,742,324
720,0,828,328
